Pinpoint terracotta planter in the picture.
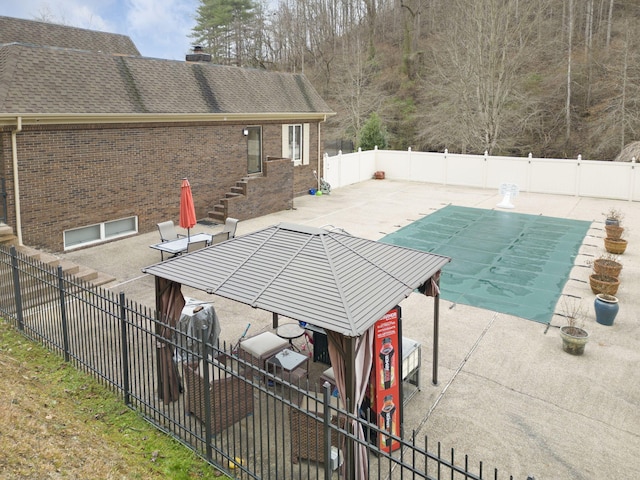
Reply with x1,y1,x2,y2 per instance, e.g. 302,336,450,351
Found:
605,224,624,240
604,238,627,255
374,171,385,180
589,274,619,295
560,326,589,355
593,258,622,278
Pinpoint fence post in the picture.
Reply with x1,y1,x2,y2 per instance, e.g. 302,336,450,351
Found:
9,246,24,330
575,154,582,196
201,326,213,462
443,149,449,186
322,382,332,480
483,150,489,189
57,266,70,362
119,292,131,406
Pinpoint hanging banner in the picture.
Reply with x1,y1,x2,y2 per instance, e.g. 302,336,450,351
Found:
371,307,401,453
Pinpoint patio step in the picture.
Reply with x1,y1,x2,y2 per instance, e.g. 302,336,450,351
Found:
208,179,248,222
0,223,17,246
14,246,115,287
208,205,226,223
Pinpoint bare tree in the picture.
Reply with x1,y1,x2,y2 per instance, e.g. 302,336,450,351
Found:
419,0,551,154
325,30,385,145
588,19,640,158
565,0,574,143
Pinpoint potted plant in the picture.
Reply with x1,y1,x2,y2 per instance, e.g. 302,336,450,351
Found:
559,297,589,355
604,223,624,240
604,236,627,255
594,293,619,326
592,253,622,278
589,272,620,295
604,208,624,226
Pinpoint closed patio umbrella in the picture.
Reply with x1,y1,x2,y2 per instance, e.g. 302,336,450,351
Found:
180,178,197,240
156,277,185,403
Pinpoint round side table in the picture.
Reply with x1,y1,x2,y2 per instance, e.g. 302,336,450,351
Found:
276,323,305,351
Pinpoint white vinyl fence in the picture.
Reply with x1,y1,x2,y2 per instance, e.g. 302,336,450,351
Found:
323,148,640,202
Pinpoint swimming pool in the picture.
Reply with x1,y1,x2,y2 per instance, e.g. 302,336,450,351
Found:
380,205,591,323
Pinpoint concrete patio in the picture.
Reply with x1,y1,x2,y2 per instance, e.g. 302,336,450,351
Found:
61,179,640,479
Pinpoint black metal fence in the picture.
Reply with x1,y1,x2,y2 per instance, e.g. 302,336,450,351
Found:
0,245,515,480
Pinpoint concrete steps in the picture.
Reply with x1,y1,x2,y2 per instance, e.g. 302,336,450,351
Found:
15,246,115,288
0,223,18,246
208,178,249,222
1,223,114,288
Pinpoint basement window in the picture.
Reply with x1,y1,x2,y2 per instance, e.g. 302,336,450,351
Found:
64,216,138,250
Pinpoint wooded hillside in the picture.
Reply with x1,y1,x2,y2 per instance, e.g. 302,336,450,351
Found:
197,0,639,159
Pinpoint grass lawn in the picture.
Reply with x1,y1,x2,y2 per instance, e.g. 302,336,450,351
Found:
0,321,228,479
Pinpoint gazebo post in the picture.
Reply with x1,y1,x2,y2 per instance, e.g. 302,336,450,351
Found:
432,282,441,385
344,335,356,479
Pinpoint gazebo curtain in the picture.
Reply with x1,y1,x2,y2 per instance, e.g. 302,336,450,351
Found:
156,277,186,403
327,327,374,480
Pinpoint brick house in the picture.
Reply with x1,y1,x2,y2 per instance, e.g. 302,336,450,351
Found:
0,16,334,252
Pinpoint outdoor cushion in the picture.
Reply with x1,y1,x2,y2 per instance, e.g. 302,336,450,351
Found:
240,331,288,359
299,392,338,415
321,367,335,382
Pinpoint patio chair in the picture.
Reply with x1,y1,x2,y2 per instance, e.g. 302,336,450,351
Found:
182,355,254,434
222,217,239,239
320,367,336,390
290,393,342,465
210,231,229,245
186,239,208,252
157,220,184,242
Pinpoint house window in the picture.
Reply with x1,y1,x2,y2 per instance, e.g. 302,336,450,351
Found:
64,216,138,250
282,123,310,166
247,126,262,175
289,124,302,164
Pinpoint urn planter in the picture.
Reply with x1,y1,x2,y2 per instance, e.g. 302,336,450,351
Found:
594,294,619,326
604,208,624,227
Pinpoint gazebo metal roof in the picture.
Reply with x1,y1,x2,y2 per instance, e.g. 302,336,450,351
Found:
143,222,451,337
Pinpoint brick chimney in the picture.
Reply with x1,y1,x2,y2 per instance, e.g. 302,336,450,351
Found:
186,45,212,62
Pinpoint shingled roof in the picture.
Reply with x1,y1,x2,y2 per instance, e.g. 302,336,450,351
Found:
0,16,140,56
0,43,332,117
0,16,333,122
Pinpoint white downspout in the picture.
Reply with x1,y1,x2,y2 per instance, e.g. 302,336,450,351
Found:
11,116,23,246
318,115,326,191
317,121,321,191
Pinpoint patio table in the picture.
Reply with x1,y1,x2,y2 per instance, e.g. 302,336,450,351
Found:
150,232,212,259
266,348,308,386
276,322,305,351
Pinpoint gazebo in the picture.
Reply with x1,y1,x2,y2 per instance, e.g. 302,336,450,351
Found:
142,222,451,477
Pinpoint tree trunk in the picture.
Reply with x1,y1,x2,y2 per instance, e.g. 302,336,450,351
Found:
565,0,574,143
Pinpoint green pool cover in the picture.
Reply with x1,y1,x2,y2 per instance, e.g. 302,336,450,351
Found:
380,206,592,323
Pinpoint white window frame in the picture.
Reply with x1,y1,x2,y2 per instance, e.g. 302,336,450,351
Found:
63,216,138,251
282,123,310,166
